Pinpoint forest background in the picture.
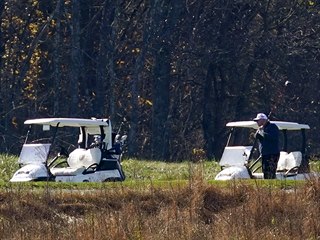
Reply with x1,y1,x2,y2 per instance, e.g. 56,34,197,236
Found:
0,0,320,161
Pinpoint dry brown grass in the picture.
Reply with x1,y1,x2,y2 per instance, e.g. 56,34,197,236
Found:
0,178,320,240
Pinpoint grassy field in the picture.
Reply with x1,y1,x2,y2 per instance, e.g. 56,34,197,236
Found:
0,154,221,183
1,153,320,184
1,155,320,239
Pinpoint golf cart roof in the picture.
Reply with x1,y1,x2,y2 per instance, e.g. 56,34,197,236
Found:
24,118,110,127
226,121,310,130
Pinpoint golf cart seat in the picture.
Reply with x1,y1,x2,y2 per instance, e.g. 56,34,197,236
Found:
50,148,102,176
276,151,302,176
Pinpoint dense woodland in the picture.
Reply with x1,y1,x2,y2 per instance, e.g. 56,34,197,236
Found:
0,0,320,161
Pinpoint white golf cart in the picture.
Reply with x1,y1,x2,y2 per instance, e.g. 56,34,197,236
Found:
215,120,318,180
10,118,127,182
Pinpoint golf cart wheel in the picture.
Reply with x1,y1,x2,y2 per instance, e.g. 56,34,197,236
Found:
103,177,122,182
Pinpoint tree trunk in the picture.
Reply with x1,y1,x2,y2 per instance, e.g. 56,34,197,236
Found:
150,0,173,160
128,1,150,157
0,0,5,107
94,1,115,118
53,0,63,116
152,46,170,160
202,62,220,160
70,0,82,117
129,45,145,158
233,61,257,120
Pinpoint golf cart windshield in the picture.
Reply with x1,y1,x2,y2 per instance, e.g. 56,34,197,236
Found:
18,143,51,165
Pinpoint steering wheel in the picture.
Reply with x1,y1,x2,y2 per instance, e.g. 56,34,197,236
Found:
83,163,99,174
50,160,68,168
59,146,69,157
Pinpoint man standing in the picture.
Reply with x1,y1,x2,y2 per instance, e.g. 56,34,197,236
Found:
253,113,280,179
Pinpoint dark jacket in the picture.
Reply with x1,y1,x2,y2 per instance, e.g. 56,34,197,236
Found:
256,121,280,156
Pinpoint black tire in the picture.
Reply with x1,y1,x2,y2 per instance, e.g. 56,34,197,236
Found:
103,177,122,182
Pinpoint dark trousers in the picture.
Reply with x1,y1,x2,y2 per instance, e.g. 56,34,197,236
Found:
262,154,280,179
